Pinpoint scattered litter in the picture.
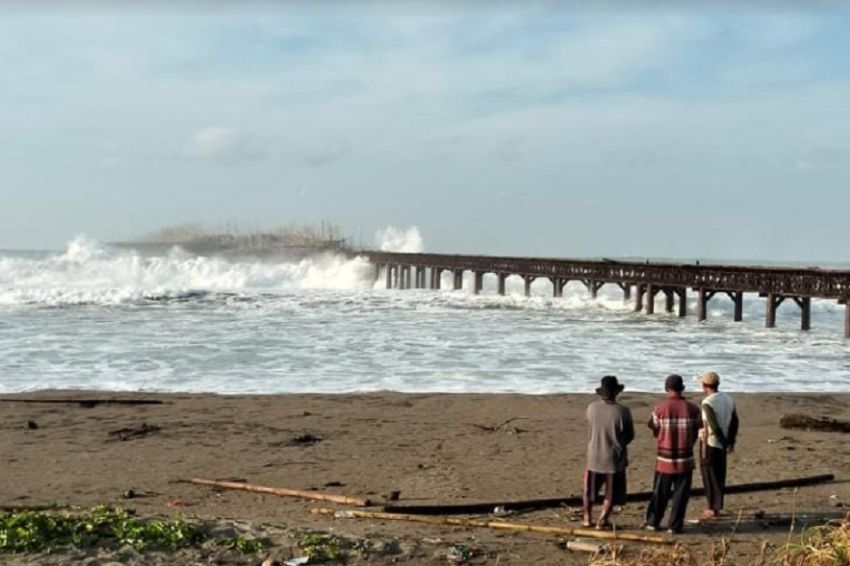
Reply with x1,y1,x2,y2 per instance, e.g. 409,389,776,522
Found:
26,420,38,430
447,544,473,563
284,557,309,566
291,434,322,445
108,423,161,441
167,498,192,508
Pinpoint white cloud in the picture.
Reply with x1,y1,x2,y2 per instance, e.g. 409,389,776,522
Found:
187,127,264,163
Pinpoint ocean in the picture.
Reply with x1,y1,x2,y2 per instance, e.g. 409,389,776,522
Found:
1,236,848,394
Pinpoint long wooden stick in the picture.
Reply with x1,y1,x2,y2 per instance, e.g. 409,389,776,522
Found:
188,478,371,507
383,473,835,515
311,507,669,544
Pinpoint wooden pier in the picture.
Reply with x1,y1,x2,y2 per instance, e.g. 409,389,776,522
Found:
362,252,850,338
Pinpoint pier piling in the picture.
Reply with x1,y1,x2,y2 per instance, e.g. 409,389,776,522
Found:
645,284,656,315
453,270,464,291
634,284,644,312
474,272,484,295
363,251,850,338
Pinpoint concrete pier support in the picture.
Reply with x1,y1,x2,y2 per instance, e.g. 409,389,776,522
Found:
414,266,425,289
497,274,508,296
583,280,605,299
474,272,484,295
677,288,687,317
664,289,675,313
617,283,631,301
765,293,785,328
697,289,717,321
845,301,850,339
374,263,382,285
453,270,464,291
645,284,657,314
549,277,564,298
634,284,644,312
431,267,442,290
725,291,743,321
793,297,812,330
385,266,393,289
557,279,569,297
523,275,536,297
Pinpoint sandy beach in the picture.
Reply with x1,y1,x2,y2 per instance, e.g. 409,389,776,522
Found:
1,390,849,565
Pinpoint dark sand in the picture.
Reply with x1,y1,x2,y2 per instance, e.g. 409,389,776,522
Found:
1,391,849,565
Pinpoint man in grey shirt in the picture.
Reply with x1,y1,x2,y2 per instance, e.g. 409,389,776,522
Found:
583,375,635,529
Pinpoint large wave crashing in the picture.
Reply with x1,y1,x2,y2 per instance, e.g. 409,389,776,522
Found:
0,236,378,306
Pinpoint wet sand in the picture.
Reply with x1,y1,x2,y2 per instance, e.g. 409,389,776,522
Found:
1,390,849,564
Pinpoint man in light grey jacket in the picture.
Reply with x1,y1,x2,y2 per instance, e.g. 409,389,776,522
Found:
583,375,635,529
698,371,739,519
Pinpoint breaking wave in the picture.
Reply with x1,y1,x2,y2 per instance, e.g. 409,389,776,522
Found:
0,236,376,306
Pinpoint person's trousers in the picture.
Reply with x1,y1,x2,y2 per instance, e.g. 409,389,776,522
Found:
583,469,627,516
645,470,693,532
700,445,727,512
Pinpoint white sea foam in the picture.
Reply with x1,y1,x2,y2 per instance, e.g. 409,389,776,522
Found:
0,236,375,306
0,235,847,394
376,226,423,253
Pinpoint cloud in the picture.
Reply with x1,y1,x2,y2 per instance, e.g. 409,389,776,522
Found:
187,127,265,163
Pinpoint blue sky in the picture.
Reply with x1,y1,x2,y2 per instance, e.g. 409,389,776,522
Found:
1,3,849,261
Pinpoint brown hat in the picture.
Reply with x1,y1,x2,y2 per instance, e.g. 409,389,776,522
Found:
699,371,720,387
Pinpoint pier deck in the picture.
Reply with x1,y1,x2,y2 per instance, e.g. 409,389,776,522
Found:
361,252,850,337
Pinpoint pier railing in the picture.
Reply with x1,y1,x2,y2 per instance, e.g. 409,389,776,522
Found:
359,251,850,337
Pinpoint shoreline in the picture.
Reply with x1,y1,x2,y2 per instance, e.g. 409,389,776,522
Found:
2,390,849,564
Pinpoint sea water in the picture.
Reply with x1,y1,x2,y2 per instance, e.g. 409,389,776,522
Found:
1,235,848,394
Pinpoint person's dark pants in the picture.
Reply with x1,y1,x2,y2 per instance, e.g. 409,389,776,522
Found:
645,471,693,532
582,469,627,524
700,445,727,512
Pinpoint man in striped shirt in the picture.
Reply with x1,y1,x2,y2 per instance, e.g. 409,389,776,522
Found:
644,374,702,534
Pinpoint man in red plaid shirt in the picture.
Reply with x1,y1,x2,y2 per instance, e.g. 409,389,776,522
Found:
644,374,702,534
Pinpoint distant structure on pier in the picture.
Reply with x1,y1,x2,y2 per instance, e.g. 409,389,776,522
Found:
363,251,850,338
114,222,350,259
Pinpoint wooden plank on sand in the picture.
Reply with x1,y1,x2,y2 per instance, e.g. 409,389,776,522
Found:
188,478,372,507
311,507,669,545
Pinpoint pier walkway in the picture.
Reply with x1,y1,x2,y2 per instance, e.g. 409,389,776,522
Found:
361,251,850,338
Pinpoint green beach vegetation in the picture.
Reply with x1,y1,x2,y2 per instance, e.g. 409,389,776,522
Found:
0,505,265,555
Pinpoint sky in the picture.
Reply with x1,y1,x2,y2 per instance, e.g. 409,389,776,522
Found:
1,3,849,262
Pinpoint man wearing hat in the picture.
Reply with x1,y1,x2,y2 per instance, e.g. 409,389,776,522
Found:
698,371,739,519
583,375,635,529
645,374,702,534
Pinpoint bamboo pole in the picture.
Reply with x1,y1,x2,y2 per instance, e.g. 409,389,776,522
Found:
383,474,835,516
311,507,669,545
188,478,371,507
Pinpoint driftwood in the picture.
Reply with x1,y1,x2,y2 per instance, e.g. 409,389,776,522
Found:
383,474,835,515
0,398,163,408
471,417,528,434
311,507,668,545
780,414,850,433
108,423,161,441
188,478,372,507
